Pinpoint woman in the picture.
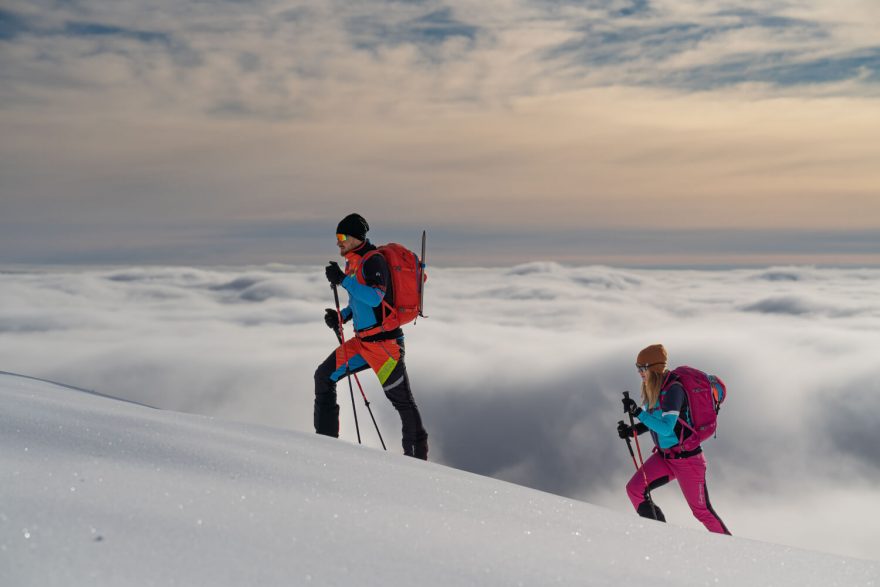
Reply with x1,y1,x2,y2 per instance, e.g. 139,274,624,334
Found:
618,344,730,534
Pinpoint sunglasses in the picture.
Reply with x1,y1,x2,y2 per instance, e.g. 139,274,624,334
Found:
336,234,348,243
636,362,663,373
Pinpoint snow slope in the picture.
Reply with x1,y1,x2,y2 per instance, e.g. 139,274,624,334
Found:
1,372,876,586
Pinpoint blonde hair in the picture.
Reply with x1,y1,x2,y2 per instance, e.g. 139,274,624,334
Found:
641,370,667,409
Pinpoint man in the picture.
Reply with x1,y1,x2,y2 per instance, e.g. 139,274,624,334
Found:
314,213,429,460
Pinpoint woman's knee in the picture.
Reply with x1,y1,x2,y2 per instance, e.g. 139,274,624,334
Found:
625,475,645,503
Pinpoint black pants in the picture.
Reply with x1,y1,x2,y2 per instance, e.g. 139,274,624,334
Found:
314,338,428,459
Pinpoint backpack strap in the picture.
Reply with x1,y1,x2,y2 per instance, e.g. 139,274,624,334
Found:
358,249,379,283
357,249,399,332
661,374,696,452
660,370,679,390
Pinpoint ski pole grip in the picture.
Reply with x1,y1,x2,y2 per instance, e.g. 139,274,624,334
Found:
331,283,344,343
331,282,341,309
622,391,636,422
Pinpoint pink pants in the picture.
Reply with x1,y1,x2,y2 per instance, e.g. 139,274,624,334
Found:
626,451,730,535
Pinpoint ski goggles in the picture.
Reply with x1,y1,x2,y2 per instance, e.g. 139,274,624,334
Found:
636,362,663,373
336,234,349,243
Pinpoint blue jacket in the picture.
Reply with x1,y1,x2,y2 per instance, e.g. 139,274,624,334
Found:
339,241,399,338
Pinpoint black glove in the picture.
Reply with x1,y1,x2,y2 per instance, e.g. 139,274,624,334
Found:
617,421,634,439
324,308,340,331
622,396,642,417
325,261,345,286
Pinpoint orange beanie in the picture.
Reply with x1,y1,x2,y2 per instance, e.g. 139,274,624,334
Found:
637,344,668,373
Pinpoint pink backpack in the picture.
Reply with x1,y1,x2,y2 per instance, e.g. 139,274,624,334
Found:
663,366,727,452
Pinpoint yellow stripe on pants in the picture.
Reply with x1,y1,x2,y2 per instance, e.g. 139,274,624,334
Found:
377,357,398,385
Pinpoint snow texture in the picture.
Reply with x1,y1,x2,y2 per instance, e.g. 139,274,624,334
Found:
1,373,876,586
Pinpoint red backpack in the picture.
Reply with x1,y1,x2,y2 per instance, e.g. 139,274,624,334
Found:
663,366,727,452
363,243,426,329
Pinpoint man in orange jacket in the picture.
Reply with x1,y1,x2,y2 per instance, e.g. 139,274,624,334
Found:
314,213,428,460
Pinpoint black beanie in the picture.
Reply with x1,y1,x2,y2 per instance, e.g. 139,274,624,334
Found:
336,213,369,241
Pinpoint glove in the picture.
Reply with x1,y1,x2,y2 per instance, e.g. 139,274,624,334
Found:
324,308,340,331
617,421,634,439
622,396,642,417
325,262,345,286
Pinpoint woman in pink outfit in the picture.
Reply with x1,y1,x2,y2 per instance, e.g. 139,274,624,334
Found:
618,344,730,534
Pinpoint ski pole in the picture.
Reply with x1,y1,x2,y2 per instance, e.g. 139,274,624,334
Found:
333,283,361,444
351,368,387,451
618,420,639,471
331,283,387,450
623,390,659,520
623,392,648,467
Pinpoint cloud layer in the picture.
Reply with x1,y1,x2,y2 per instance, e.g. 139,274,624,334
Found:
1,263,879,559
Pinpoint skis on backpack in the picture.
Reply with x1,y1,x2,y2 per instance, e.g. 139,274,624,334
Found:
418,230,428,320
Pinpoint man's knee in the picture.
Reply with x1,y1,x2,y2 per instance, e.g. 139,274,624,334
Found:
315,354,338,397
382,369,413,408
315,355,335,383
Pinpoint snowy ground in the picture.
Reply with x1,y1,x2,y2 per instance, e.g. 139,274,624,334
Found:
1,372,876,586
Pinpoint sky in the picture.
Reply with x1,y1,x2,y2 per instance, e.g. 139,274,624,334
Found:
2,0,880,266
2,263,879,561
4,374,877,586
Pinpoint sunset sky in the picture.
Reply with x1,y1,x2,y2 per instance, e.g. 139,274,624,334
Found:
2,0,879,265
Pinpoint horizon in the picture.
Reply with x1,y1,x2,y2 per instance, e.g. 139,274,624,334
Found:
3,259,880,271
2,226,879,267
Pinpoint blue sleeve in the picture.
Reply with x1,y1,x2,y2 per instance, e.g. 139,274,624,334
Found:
341,306,352,321
637,383,685,437
341,274,385,308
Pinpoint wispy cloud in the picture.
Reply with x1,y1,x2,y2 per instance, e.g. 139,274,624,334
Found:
4,0,879,117
347,7,481,52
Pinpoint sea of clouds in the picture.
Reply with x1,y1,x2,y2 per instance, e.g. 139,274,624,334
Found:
1,263,878,560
